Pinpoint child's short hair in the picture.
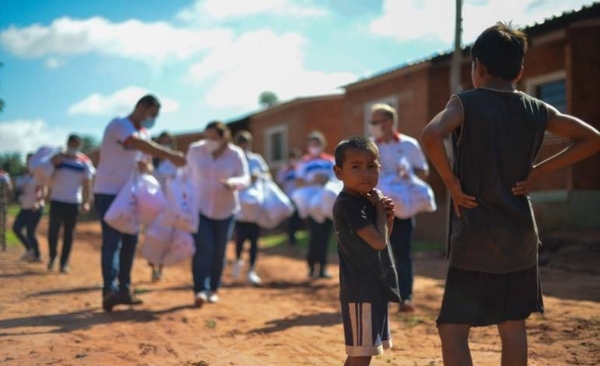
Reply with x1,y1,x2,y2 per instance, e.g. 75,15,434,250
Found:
471,21,528,81
334,136,379,167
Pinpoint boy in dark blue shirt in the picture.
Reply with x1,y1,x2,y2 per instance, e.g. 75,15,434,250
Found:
332,136,401,366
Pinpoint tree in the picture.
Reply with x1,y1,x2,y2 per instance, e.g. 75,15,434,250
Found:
80,135,100,154
258,91,279,109
0,153,25,176
0,62,4,113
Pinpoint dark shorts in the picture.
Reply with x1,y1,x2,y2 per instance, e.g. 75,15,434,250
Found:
341,301,392,357
436,265,544,327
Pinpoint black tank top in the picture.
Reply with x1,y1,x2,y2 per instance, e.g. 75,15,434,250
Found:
448,88,548,273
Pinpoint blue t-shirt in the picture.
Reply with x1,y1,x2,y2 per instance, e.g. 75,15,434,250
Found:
333,191,401,303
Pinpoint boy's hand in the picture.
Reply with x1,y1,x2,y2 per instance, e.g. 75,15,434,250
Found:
512,167,541,196
364,189,384,206
447,177,477,218
169,151,187,167
382,197,395,234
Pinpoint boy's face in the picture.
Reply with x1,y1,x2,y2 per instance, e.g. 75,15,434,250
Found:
334,148,380,195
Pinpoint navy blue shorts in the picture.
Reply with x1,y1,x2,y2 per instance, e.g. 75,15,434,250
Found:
437,265,544,327
341,301,392,357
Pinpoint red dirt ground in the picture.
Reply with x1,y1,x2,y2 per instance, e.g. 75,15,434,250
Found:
1,219,599,366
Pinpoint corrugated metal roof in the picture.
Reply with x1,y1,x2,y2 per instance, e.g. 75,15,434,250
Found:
344,2,600,89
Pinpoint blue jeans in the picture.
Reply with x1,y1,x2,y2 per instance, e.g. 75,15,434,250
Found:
12,208,42,257
192,214,235,294
95,194,139,295
390,217,415,302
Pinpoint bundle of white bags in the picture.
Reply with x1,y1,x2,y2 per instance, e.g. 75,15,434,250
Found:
236,177,295,230
377,163,437,219
28,145,62,186
103,168,197,267
140,169,197,266
291,178,343,223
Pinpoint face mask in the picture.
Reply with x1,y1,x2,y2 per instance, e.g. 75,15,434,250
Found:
370,124,385,139
307,146,322,157
142,116,156,130
204,139,222,153
67,148,79,156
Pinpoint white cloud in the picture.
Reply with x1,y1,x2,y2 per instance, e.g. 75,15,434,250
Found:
178,0,327,22
0,16,233,64
0,119,67,156
187,30,356,109
45,57,66,69
370,0,597,45
67,86,180,117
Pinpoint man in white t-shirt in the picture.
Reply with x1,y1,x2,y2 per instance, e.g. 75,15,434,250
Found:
369,103,429,312
47,134,95,273
94,94,186,312
0,169,12,251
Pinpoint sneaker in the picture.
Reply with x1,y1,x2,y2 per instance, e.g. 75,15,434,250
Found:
399,300,415,313
120,292,143,305
60,265,71,274
246,270,262,286
47,258,56,271
207,291,219,303
102,291,121,312
28,256,43,263
318,271,332,279
20,250,35,262
231,260,244,279
195,291,208,308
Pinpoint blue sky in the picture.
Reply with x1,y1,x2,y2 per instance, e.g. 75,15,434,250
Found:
0,0,596,157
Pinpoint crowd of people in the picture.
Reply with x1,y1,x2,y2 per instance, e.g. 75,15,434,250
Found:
2,21,600,366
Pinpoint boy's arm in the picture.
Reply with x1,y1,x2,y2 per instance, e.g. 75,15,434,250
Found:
421,97,477,217
354,190,389,251
513,105,600,195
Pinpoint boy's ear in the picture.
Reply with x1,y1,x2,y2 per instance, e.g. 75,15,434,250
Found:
333,165,342,180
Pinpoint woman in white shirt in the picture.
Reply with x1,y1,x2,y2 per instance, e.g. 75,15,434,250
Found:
231,130,271,286
186,121,250,307
13,153,45,262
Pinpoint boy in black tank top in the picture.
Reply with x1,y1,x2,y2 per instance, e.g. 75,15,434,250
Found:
422,22,600,366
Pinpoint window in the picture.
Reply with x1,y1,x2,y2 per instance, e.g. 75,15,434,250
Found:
525,70,566,112
264,125,288,167
363,95,398,136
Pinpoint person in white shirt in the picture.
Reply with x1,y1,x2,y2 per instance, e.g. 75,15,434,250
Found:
148,130,179,282
369,103,429,312
276,148,303,246
47,134,95,274
12,153,45,262
295,131,336,279
94,94,186,312
231,130,270,286
186,121,250,307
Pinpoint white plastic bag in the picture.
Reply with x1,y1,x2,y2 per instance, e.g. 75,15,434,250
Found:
291,186,321,220
162,169,199,233
161,230,196,266
28,146,61,186
256,179,295,229
136,173,167,226
104,175,140,234
141,215,173,265
378,173,437,219
236,179,265,223
321,178,343,221
308,190,327,223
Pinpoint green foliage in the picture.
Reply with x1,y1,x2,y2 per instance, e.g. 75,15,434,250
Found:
80,135,100,153
0,152,26,176
258,91,279,109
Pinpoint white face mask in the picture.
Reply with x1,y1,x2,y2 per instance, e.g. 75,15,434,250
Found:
307,146,322,157
369,124,385,139
67,148,79,156
204,139,222,153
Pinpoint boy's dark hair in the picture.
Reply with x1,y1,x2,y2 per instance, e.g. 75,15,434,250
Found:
471,21,528,81
136,94,161,109
334,136,379,167
67,134,81,144
205,120,231,141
